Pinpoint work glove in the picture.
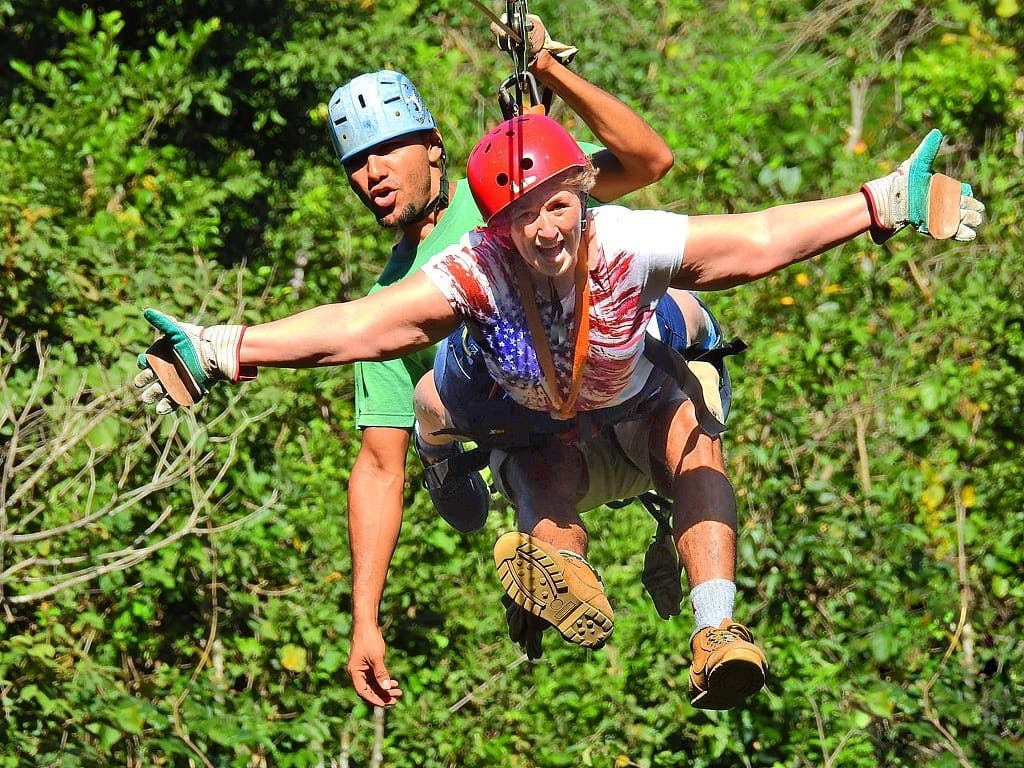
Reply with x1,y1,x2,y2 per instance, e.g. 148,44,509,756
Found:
641,515,683,620
861,129,986,244
491,13,578,67
134,308,256,414
502,594,547,660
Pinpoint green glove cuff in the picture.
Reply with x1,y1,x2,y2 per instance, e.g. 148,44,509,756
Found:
143,308,220,391
906,129,943,232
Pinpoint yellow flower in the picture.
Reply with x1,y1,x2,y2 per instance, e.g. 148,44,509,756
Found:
960,485,976,508
280,644,307,673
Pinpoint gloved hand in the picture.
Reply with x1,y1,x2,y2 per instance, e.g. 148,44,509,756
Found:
134,308,255,414
490,13,578,67
502,594,547,660
861,129,986,244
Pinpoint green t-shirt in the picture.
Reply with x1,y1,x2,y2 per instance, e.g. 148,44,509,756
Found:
354,178,483,428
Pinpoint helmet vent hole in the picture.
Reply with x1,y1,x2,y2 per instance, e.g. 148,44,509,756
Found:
521,158,534,171
358,95,366,108
496,173,509,187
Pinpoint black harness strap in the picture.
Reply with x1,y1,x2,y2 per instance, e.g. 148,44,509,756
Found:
608,490,672,528
687,337,749,366
642,333,748,438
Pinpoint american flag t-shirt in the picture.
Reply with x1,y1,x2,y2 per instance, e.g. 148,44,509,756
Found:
422,206,689,416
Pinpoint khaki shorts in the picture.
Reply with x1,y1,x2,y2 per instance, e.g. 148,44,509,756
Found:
490,387,689,513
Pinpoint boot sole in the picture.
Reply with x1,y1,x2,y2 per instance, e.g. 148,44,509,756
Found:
690,648,768,710
493,532,613,648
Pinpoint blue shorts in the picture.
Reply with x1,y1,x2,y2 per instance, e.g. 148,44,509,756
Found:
434,293,732,449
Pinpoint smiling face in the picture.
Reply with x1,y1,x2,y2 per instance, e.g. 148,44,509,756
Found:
343,131,442,229
505,180,586,281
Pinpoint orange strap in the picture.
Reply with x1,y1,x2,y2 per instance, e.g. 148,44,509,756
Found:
513,231,591,419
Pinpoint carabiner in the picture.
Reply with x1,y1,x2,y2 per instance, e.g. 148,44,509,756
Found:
497,71,544,119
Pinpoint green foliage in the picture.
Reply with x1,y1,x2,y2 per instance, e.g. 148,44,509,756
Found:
897,8,1021,140
1,1,1022,766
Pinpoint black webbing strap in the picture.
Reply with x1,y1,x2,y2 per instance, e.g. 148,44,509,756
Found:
608,490,672,528
421,445,492,491
689,337,748,365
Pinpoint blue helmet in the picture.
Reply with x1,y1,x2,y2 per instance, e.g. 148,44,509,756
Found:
327,70,437,163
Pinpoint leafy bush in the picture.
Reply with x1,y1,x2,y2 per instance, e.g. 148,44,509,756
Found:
1,2,1021,766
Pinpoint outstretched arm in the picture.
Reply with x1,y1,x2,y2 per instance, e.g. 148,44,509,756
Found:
528,52,673,201
135,271,459,413
673,130,985,291
676,194,871,290
240,272,458,367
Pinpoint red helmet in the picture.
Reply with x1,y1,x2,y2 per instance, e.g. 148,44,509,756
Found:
467,114,588,223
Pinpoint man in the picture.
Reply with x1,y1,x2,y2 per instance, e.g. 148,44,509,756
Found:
329,20,675,707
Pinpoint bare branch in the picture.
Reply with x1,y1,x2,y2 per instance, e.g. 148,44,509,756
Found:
0,322,276,607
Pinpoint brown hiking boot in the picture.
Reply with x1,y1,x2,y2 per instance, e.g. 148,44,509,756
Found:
689,619,768,710
493,531,613,649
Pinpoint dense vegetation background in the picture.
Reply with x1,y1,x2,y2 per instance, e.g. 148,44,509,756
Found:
1,1,1021,766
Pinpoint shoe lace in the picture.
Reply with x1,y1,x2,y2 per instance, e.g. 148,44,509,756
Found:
557,549,604,588
702,623,754,649
723,622,754,642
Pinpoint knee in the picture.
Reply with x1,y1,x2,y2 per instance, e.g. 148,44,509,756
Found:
668,433,734,512
649,402,727,489
682,432,725,473
413,372,444,425
667,288,709,347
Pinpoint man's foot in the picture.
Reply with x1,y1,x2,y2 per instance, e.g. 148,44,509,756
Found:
689,619,768,710
493,531,613,649
415,433,490,533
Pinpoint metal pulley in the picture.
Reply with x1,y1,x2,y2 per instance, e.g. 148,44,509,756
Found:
467,0,549,118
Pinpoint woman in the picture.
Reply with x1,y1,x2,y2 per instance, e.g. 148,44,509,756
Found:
136,114,983,709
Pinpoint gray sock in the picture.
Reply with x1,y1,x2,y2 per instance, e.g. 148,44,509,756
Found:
689,578,736,638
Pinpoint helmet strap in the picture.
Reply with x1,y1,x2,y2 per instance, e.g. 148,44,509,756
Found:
418,146,450,222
